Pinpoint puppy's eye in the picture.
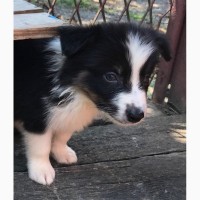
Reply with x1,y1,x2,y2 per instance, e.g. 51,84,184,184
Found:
104,72,118,82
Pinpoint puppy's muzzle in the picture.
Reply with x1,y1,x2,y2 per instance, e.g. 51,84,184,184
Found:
126,105,144,123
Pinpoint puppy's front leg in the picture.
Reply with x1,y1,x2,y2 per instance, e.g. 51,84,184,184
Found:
23,131,55,185
51,132,77,165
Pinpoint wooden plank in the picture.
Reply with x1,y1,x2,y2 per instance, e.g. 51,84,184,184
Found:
14,114,186,199
14,152,185,200
152,0,186,104
14,0,43,14
14,114,186,172
14,27,59,40
14,13,66,40
168,18,186,113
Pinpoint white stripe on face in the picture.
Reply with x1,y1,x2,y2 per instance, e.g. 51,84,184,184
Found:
127,33,154,87
113,33,155,123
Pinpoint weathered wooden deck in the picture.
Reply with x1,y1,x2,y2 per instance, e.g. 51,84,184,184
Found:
14,112,186,200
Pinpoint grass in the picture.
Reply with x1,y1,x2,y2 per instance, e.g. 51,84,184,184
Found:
56,0,98,10
129,12,143,21
31,1,148,24
56,0,143,22
147,76,156,99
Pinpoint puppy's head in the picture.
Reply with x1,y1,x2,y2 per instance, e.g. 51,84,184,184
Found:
57,23,171,125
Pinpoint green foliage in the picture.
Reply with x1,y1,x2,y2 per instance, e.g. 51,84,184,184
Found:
57,0,98,9
57,0,74,7
147,76,156,99
104,7,115,15
129,12,143,21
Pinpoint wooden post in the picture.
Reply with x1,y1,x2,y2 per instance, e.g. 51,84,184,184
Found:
152,0,186,112
168,17,186,112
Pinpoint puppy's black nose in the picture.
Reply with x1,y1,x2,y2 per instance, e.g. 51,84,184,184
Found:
126,107,144,123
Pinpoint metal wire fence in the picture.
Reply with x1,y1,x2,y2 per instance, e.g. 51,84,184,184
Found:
29,0,173,32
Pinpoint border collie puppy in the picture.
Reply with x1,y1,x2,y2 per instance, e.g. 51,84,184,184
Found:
14,23,171,185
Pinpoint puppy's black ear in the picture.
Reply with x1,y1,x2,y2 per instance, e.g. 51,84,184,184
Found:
154,33,172,61
58,26,96,57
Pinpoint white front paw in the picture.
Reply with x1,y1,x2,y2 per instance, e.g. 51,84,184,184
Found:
51,145,78,164
28,159,55,185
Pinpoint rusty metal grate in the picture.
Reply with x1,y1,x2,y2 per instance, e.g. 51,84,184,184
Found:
30,0,173,31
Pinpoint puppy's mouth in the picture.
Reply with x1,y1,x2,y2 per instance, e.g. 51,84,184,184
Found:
103,112,143,126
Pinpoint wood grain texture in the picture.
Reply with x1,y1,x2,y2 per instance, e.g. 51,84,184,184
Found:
15,153,185,200
14,114,186,199
14,0,43,14
14,13,66,40
14,114,186,172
